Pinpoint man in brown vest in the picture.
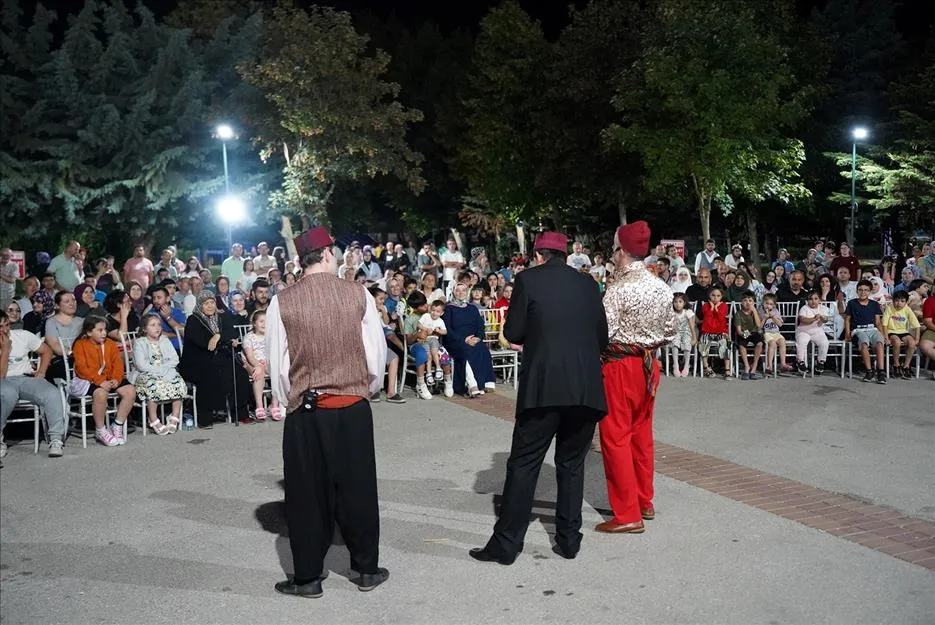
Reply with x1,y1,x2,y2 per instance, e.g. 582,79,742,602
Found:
266,226,390,598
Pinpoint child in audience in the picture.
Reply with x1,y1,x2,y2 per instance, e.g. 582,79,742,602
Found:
883,290,920,379
237,259,258,293
844,279,887,384
905,279,929,320
242,310,281,420
761,294,793,375
670,293,696,377
419,300,448,386
72,317,137,446
132,314,187,434
699,286,732,379
795,290,830,375
734,292,764,379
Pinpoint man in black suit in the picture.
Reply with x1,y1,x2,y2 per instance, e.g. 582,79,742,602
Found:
469,231,608,565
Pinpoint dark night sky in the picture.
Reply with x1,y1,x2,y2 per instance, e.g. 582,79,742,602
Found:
30,0,935,47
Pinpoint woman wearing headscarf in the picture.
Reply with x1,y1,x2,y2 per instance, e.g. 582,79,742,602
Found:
180,293,246,427
868,276,891,309
725,271,753,302
669,267,693,294
74,284,106,319
442,282,496,397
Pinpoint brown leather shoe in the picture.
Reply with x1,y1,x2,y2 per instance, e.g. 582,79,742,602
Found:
641,507,655,520
595,520,645,534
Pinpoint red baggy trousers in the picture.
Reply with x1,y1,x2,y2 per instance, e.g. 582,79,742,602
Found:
599,357,659,524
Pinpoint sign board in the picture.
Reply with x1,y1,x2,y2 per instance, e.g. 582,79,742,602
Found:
10,250,26,279
660,239,686,260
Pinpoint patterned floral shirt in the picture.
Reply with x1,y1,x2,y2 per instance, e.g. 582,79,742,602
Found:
604,261,676,347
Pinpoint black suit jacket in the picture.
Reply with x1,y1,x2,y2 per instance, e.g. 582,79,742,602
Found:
504,258,608,417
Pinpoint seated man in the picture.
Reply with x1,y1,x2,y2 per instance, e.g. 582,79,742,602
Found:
0,310,67,459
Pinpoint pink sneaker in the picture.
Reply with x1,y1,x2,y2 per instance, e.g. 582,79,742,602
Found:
681,367,691,377
110,423,127,445
96,428,121,447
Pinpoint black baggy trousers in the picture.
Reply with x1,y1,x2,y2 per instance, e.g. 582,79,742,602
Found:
283,399,380,581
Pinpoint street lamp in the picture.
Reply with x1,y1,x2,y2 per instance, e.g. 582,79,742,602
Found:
216,194,246,251
849,126,869,247
215,124,235,193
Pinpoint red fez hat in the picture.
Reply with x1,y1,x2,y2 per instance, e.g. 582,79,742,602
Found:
533,231,568,253
294,226,333,255
615,221,651,257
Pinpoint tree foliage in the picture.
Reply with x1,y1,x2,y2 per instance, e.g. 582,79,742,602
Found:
237,2,425,228
605,0,814,242
0,0,246,251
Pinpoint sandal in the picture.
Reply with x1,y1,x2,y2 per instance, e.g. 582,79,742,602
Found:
255,407,267,421
269,405,283,421
467,387,483,398
149,420,170,436
166,415,181,434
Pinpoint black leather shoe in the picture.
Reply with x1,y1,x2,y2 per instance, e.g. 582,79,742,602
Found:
274,578,324,598
552,543,578,560
356,568,389,592
469,547,517,565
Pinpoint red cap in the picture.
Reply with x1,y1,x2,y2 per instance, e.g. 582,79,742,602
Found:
533,231,568,253
294,226,333,255
615,221,651,257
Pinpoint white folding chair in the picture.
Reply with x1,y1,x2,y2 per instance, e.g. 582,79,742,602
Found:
4,401,41,454
813,305,849,378
479,308,519,389
235,323,272,412
57,337,120,448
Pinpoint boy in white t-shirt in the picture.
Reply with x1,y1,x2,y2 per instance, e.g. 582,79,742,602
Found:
419,300,448,386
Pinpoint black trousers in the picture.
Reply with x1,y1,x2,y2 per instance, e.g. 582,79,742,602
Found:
282,399,380,582
485,407,597,558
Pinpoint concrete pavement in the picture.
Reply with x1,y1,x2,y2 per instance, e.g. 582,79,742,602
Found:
1,374,933,624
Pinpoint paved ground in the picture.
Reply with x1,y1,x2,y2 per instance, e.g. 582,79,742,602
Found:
1,374,933,624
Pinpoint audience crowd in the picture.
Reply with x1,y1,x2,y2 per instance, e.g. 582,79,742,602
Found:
1,234,933,462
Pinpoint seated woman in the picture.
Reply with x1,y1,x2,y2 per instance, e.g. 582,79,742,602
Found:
219,291,253,421
442,283,496,397
74,283,106,319
103,289,140,345
72,317,137,446
133,314,188,435
214,276,233,313
180,293,247,428
44,291,84,382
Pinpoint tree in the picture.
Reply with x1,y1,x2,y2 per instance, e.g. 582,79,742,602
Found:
1,0,242,253
605,0,815,242
449,1,554,228
237,2,425,242
829,53,935,236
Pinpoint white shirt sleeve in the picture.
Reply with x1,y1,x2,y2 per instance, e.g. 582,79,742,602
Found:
266,296,291,407
362,288,388,395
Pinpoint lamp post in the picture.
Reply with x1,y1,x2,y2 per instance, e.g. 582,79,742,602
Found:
849,126,868,248
215,124,234,193
216,195,246,251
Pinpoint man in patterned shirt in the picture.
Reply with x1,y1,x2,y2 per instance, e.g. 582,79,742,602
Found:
597,221,676,534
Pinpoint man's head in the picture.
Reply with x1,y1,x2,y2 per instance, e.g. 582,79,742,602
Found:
294,227,337,274
705,239,715,252
446,238,457,252
65,241,81,257
789,270,805,290
231,243,244,258
656,257,670,274
653,243,666,258
573,241,583,254
696,268,712,287
839,242,851,256
258,242,269,256
777,248,788,261
23,276,39,296
268,269,282,284
156,267,169,282
533,232,569,266
252,280,270,304
613,222,651,266
151,286,169,308
731,244,743,258
133,245,145,258
160,249,172,265
836,266,851,283
190,276,203,294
